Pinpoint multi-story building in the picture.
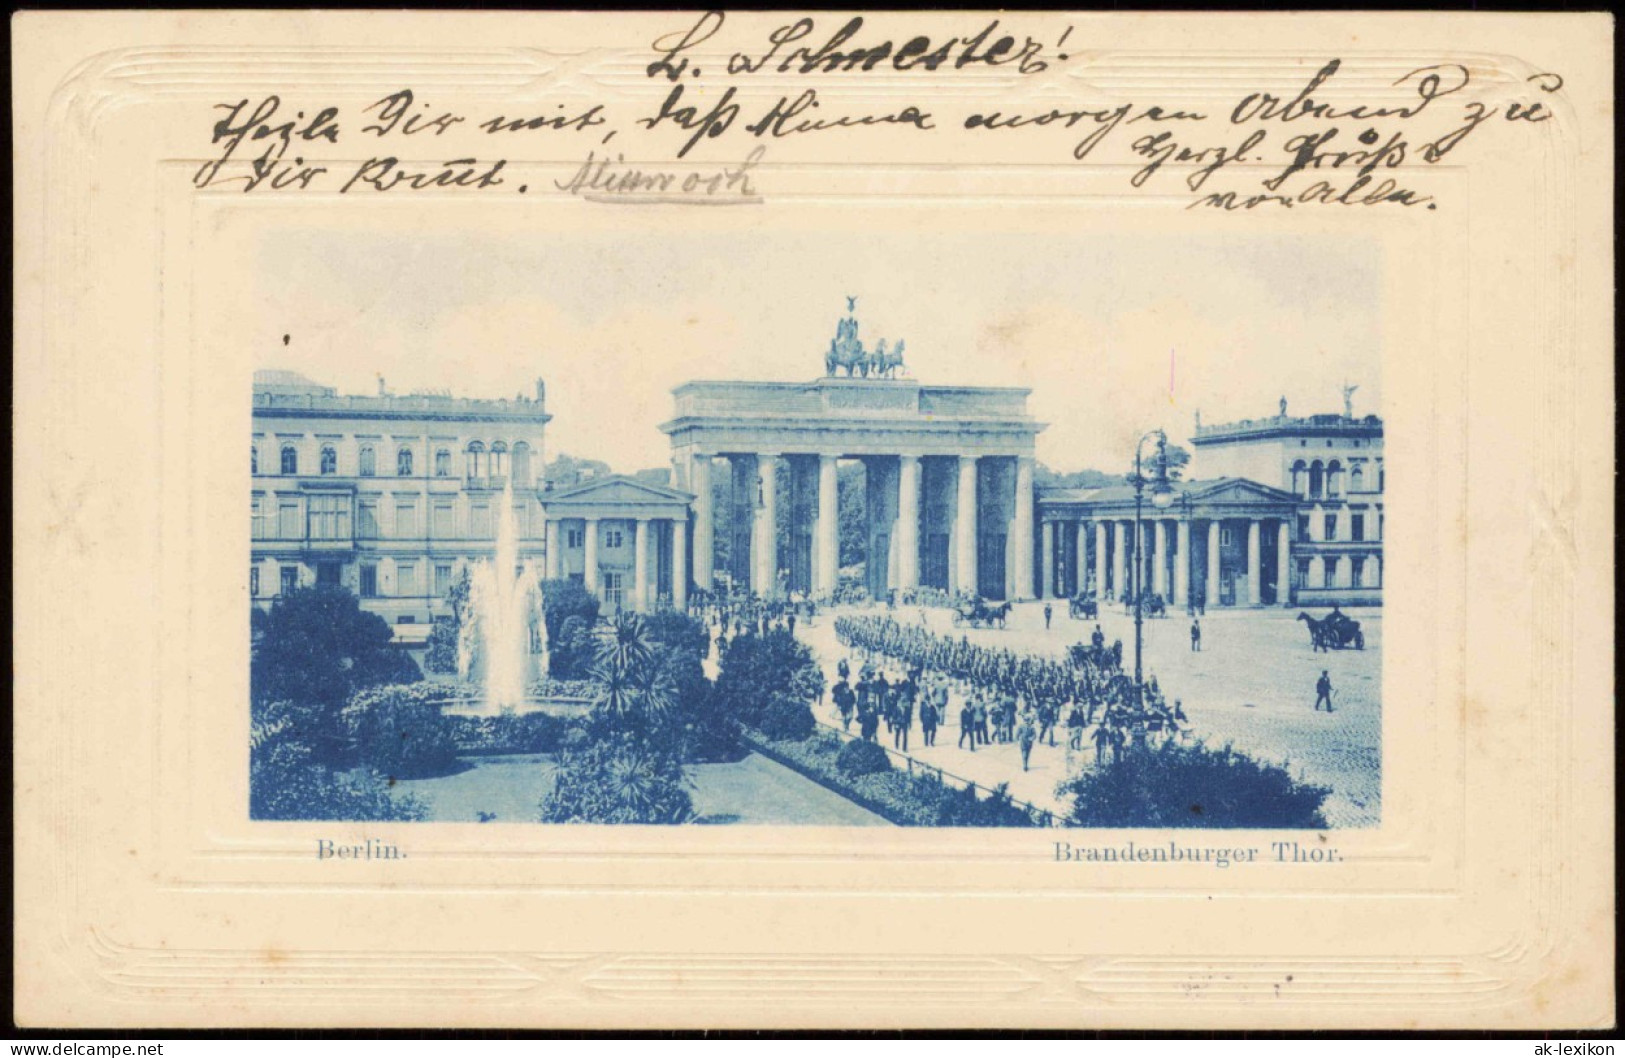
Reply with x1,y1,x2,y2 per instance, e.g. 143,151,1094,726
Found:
250,370,551,635
1190,396,1383,605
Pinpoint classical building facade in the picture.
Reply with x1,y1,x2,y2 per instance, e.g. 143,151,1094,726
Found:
251,371,551,634
1030,398,1384,609
661,389,1044,602
253,321,1379,624
540,475,693,615
1191,399,1384,606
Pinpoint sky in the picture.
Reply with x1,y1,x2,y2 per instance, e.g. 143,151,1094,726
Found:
248,210,1382,476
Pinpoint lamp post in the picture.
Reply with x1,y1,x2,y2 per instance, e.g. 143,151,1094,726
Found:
1129,429,1173,707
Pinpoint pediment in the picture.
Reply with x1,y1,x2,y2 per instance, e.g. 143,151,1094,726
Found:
1189,478,1298,505
543,475,692,508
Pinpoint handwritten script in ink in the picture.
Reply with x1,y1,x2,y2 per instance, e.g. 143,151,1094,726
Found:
188,11,1567,212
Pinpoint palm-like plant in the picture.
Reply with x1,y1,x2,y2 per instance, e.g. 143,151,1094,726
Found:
591,613,667,721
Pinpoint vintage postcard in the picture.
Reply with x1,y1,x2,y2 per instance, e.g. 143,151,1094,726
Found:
12,10,1614,1029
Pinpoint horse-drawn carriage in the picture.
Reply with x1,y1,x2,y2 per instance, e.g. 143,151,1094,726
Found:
1298,608,1365,650
1121,590,1168,619
952,598,1012,629
1068,594,1099,621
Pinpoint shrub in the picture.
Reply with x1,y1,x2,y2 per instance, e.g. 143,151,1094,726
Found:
759,694,815,742
250,698,427,821
1061,740,1329,829
342,683,460,780
539,734,695,825
448,711,574,755
836,738,893,778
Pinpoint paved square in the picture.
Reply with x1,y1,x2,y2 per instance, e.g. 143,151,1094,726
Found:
796,600,1381,827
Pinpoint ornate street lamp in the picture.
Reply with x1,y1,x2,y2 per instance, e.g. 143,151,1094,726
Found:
1129,429,1173,708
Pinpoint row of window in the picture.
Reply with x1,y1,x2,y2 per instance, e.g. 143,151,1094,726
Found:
1294,511,1381,542
250,560,457,599
253,440,534,483
1288,459,1384,500
253,495,545,541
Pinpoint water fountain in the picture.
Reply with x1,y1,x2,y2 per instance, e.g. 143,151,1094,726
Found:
457,481,547,714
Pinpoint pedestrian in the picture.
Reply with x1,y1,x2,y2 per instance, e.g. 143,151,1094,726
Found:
1092,720,1113,766
1066,702,1086,751
788,612,796,636
1043,603,1052,630
919,697,937,748
1190,619,1201,652
958,701,977,752
974,698,990,746
1315,670,1334,712
1017,708,1038,771
833,677,855,731
895,686,913,751
837,657,850,682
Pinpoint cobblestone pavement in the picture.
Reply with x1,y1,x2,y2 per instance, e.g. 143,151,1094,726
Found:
793,600,1381,828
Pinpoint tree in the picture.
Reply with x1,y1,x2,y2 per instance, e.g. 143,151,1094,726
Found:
1163,443,1192,481
1034,463,1116,490
544,452,613,488
539,577,600,640
424,566,472,673
837,461,867,568
251,585,421,759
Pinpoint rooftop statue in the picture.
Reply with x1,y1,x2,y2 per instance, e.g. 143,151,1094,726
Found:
822,298,907,379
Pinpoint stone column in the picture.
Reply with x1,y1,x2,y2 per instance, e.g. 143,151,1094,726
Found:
755,453,778,595
1040,521,1055,598
1336,504,1352,543
1013,456,1035,600
1113,520,1127,599
1309,503,1325,542
897,454,920,592
671,516,688,610
1206,520,1221,608
690,455,713,589
633,517,650,613
1277,520,1292,606
1076,521,1089,598
815,454,838,597
545,519,561,579
1175,518,1191,610
1247,519,1262,605
955,456,977,596
1153,520,1170,599
1335,554,1352,588
1367,554,1381,588
1094,521,1108,599
583,517,599,594
1139,520,1154,598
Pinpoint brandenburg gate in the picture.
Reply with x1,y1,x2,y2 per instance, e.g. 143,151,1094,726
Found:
659,308,1044,601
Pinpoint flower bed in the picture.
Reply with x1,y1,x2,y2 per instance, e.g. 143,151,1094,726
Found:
737,727,1044,828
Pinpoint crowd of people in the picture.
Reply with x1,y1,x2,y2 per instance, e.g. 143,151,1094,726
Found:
831,614,1191,769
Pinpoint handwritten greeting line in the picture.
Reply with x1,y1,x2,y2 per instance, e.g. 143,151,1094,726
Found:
187,13,1567,213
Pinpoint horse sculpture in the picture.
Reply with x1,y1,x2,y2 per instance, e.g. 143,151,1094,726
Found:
1298,610,1365,651
822,305,906,378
